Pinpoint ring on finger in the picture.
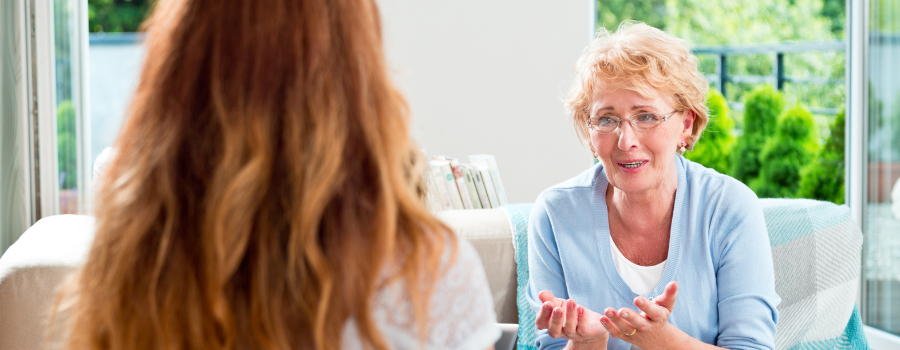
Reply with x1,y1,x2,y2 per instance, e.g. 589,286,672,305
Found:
624,328,637,336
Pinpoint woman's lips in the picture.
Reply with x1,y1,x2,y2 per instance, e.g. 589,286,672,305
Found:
617,160,648,172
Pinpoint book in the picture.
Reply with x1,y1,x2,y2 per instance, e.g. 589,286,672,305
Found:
470,154,508,206
428,165,454,210
446,158,474,209
423,168,444,211
470,166,492,209
475,164,500,208
460,166,483,209
430,160,464,210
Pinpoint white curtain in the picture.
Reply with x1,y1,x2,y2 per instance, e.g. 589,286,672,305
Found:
0,0,32,255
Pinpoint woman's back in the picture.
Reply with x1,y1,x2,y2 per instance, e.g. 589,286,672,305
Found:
341,239,498,349
52,0,498,349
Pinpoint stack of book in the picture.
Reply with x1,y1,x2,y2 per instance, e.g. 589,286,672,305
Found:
425,154,508,211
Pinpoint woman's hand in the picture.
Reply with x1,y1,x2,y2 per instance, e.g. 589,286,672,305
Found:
600,281,682,348
534,291,608,349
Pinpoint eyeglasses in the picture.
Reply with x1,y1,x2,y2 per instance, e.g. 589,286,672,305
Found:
587,110,681,134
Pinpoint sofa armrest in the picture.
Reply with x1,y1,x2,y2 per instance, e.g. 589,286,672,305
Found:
437,209,518,324
0,215,95,350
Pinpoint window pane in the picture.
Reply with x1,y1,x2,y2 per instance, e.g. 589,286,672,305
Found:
87,1,150,185
54,0,82,214
863,0,900,335
89,34,144,166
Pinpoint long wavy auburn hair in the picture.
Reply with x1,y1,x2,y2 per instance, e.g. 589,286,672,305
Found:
54,0,453,349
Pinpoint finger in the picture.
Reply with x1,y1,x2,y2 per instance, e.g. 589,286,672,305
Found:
547,302,567,338
618,306,651,332
606,307,637,338
562,299,579,337
575,305,589,336
599,313,623,339
635,296,668,322
633,297,654,317
653,281,679,312
538,290,557,304
535,302,555,330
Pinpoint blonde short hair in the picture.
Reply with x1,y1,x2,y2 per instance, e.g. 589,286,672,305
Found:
566,22,709,153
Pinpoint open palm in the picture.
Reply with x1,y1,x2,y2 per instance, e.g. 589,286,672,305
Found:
535,291,608,344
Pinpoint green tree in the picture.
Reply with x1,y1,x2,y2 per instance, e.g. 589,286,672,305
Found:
731,85,785,183
798,107,845,203
751,103,820,198
57,100,77,190
685,89,735,174
660,0,843,109
597,0,667,31
88,0,153,33
662,0,837,46
820,0,846,37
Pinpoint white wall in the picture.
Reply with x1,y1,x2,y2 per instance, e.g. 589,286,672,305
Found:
378,0,595,203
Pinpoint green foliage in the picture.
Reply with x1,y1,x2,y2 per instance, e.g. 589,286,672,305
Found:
820,0,846,37
88,0,153,33
662,0,837,46
751,103,820,198
685,89,735,174
872,0,900,33
731,85,785,183
57,100,78,190
798,107,845,204
596,0,667,31
654,0,845,123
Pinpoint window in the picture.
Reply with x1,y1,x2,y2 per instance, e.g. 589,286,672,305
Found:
87,0,150,166
54,0,89,214
862,0,900,340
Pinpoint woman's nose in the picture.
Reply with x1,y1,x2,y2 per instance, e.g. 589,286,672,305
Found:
617,121,640,151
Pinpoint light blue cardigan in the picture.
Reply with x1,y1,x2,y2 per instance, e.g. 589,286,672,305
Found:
526,156,780,350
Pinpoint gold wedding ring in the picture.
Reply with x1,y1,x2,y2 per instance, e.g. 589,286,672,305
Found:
624,328,637,336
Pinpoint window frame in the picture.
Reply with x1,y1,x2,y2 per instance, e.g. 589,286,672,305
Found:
851,0,900,347
27,0,91,219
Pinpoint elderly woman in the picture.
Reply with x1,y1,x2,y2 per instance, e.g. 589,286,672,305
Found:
527,23,779,350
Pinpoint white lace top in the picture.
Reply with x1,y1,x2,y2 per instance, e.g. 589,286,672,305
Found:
340,238,501,349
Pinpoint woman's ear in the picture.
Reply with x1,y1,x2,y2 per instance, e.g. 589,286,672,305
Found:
681,110,695,137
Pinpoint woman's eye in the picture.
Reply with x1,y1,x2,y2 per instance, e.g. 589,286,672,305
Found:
598,117,616,125
637,113,659,122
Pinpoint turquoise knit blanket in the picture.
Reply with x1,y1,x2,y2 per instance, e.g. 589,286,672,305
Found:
502,203,539,350
503,200,868,350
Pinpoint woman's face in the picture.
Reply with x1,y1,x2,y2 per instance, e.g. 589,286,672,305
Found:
589,86,694,195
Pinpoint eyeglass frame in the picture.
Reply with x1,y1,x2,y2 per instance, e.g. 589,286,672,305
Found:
586,110,682,134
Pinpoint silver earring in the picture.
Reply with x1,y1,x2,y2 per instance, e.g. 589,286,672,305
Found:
678,142,687,154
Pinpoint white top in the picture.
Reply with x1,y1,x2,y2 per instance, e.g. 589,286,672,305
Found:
610,237,667,296
341,238,501,349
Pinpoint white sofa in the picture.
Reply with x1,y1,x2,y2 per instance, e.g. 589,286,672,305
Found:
0,200,869,349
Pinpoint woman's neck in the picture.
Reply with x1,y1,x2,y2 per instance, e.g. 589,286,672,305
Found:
606,167,678,237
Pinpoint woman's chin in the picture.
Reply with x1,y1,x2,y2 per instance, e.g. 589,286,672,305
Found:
608,173,660,194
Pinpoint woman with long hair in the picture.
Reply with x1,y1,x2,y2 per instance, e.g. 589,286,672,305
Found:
53,0,499,349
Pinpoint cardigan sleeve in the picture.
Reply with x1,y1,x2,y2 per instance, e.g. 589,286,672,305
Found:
526,192,571,350
712,184,780,350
